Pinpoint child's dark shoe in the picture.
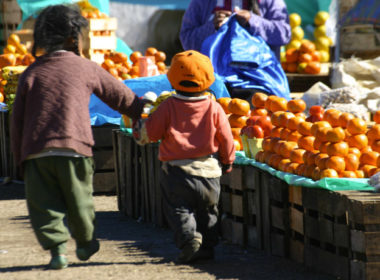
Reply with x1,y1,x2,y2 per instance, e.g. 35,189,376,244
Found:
49,255,68,269
177,239,202,264
76,239,100,261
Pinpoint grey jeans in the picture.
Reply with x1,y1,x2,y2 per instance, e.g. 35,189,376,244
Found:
160,164,220,249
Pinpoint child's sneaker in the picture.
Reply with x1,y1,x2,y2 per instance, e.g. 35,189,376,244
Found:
49,255,68,269
76,239,100,261
177,238,202,264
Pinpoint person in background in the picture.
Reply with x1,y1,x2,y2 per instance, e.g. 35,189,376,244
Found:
10,4,145,270
133,50,235,263
180,0,291,61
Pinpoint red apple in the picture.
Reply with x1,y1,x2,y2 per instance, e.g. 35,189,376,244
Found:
255,115,273,137
309,105,324,116
246,115,261,126
245,125,265,138
306,113,323,123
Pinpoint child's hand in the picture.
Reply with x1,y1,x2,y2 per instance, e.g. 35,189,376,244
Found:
132,118,150,146
222,164,232,174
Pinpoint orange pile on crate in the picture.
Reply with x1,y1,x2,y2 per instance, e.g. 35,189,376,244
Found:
219,92,380,179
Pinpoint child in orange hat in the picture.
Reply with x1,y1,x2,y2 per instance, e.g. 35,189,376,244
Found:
133,50,235,263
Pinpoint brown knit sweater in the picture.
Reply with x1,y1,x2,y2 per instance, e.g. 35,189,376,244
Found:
11,51,144,165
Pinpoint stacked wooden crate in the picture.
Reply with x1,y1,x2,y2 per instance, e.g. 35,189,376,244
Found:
0,0,22,49
92,124,118,193
82,18,117,64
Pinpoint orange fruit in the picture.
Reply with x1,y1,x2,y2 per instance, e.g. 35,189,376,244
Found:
287,116,305,131
228,98,250,116
255,151,264,162
262,138,274,152
271,97,288,112
367,124,380,141
347,134,368,150
280,128,291,140
268,154,283,169
145,47,158,57
273,140,286,154
298,52,313,63
315,153,329,169
278,112,295,128
306,151,319,166
313,138,324,150
361,164,377,177
348,147,361,157
326,127,346,143
340,171,357,178
129,51,143,64
373,110,380,124
347,118,367,135
252,92,268,108
326,141,349,157
320,169,339,178
228,114,248,128
154,51,166,62
323,109,342,127
278,159,292,172
287,99,306,114
360,151,379,166
156,61,166,72
299,40,316,53
304,61,322,74
270,127,283,138
295,164,307,176
304,164,317,179
217,97,232,114
270,111,283,127
315,126,331,143
372,140,380,153
285,162,300,174
339,112,355,128
297,135,315,151
297,121,313,136
279,141,298,158
312,167,321,180
345,153,360,171
326,156,346,172
7,33,20,46
311,121,331,137
0,92,4,103
231,127,242,139
290,148,306,164
287,131,302,142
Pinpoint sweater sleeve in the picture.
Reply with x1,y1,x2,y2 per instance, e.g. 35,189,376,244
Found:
179,0,216,51
248,0,291,47
92,63,145,120
10,73,27,165
215,105,236,165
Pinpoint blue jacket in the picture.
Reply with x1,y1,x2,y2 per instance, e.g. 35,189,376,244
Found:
180,0,291,60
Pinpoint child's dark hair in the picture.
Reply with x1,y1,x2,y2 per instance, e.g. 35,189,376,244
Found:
32,4,88,57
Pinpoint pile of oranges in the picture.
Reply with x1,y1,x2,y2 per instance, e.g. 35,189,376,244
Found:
100,47,167,81
252,92,380,179
219,92,380,179
217,97,250,151
282,40,322,74
0,34,36,103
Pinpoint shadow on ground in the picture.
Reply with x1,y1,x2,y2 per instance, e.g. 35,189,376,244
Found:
95,211,337,280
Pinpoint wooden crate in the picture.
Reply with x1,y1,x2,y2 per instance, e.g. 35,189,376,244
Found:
340,25,380,59
92,124,118,193
113,130,142,219
302,188,351,280
82,18,118,64
288,185,305,264
243,165,263,249
0,111,17,179
261,172,290,257
220,166,246,246
346,192,380,280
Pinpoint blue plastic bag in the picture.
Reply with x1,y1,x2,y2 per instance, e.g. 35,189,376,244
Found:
201,15,290,100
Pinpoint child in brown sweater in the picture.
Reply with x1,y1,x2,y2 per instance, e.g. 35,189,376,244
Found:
11,4,144,269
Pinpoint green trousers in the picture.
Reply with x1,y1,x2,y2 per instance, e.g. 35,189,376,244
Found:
24,156,96,254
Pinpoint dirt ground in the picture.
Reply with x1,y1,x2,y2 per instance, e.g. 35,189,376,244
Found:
0,181,336,280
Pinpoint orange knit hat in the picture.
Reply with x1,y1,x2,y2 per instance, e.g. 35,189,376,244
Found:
167,50,215,93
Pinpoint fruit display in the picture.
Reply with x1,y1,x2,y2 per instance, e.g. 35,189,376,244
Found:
0,33,36,106
1,66,27,113
241,92,380,179
100,47,167,81
281,11,332,74
77,0,108,19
